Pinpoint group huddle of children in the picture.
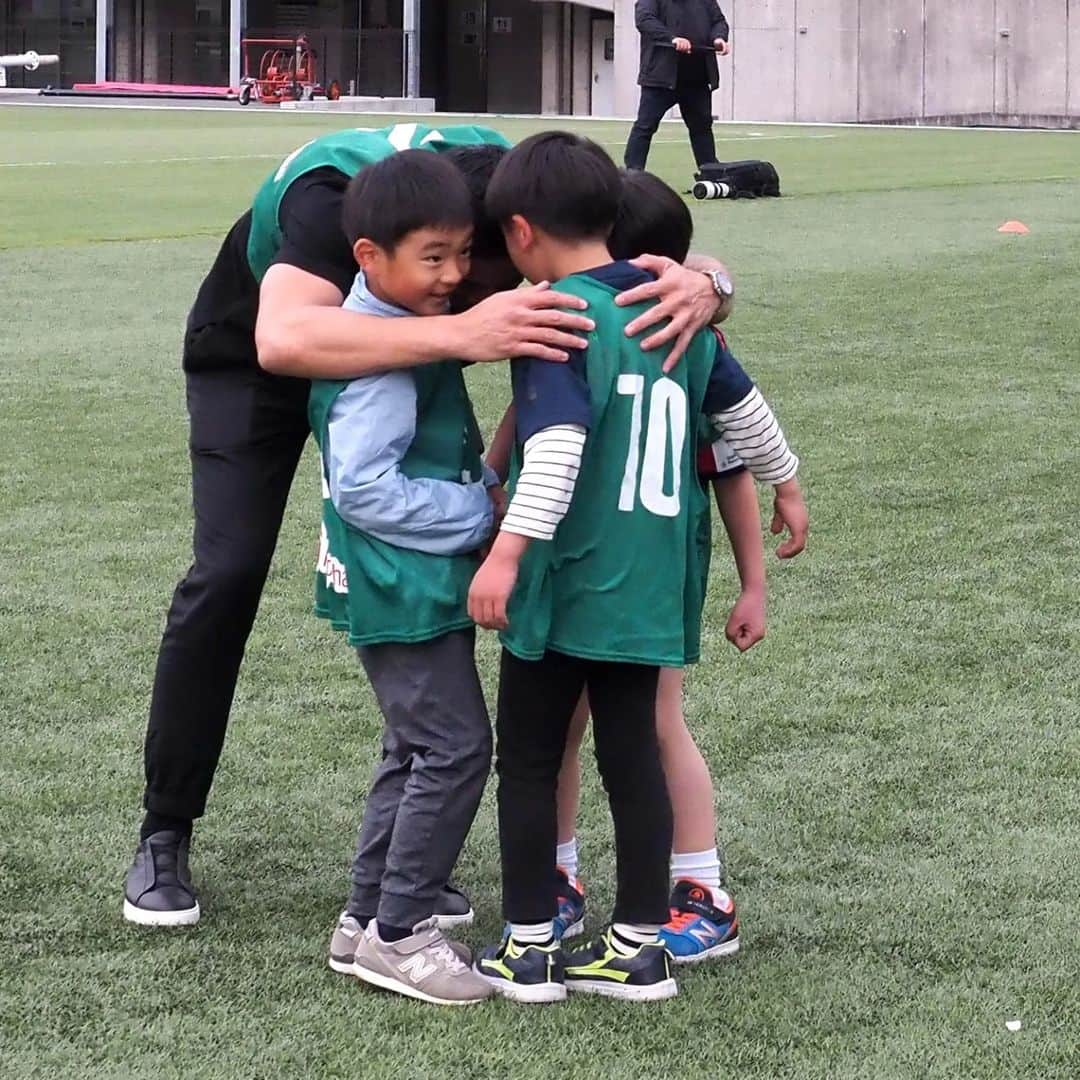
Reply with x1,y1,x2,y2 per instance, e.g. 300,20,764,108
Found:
312,131,805,1006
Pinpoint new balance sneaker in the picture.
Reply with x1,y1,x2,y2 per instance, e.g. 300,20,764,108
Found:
434,882,474,929
352,919,491,1006
659,880,740,964
329,912,471,975
329,913,367,975
563,928,677,1001
553,867,586,940
122,830,200,927
475,936,566,1004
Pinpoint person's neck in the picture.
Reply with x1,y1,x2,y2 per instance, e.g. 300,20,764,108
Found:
537,239,613,282
359,270,411,315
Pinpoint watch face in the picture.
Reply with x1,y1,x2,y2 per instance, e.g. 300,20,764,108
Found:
712,271,734,297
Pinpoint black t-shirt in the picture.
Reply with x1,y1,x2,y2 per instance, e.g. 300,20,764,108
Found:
183,167,357,373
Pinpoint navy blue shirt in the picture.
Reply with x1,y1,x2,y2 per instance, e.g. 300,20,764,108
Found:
513,261,754,444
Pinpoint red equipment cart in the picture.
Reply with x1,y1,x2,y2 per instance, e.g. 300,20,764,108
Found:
238,35,341,106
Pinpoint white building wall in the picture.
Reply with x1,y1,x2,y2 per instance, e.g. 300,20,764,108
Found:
553,0,1080,122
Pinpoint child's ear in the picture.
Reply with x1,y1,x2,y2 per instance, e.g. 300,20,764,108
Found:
352,237,381,271
509,214,534,251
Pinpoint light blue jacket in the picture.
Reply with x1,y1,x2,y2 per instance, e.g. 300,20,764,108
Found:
323,271,496,556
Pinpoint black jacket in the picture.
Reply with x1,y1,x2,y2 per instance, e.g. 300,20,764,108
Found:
635,0,729,90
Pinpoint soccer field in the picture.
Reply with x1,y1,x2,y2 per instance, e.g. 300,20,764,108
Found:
1,104,1078,1079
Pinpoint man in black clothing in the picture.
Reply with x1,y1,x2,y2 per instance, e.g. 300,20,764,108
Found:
625,0,731,171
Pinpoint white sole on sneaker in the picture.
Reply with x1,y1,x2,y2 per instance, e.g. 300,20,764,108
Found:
669,936,740,965
566,977,678,1002
559,918,584,940
433,909,474,930
328,956,357,975
477,973,567,1005
122,898,200,928
353,962,489,1006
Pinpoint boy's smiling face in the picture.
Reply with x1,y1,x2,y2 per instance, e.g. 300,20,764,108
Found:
354,225,473,316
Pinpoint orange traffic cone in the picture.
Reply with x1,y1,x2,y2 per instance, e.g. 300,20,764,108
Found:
997,221,1030,234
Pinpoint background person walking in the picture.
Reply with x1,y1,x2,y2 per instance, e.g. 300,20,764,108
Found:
625,0,731,172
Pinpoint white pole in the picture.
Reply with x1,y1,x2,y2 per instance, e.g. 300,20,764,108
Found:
95,0,108,82
0,52,60,69
229,0,242,88
403,0,420,98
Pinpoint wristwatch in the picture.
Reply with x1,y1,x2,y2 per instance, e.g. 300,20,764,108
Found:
705,268,735,300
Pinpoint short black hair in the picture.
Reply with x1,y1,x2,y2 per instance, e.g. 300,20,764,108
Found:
342,149,473,251
441,143,509,260
609,170,694,264
484,131,621,240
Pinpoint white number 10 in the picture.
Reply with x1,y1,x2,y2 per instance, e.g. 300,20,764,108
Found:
617,375,687,518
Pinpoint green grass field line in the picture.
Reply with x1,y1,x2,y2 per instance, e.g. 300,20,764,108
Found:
1,106,1078,1079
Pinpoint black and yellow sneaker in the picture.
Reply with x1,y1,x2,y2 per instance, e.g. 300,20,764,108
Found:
475,936,566,1004
563,928,678,1001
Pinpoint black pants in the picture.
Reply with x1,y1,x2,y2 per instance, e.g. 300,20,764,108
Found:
624,83,717,171
496,649,672,926
142,366,310,820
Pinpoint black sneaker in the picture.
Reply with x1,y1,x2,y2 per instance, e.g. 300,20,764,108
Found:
475,936,567,1004
434,882,474,929
563,928,677,1001
122,829,200,927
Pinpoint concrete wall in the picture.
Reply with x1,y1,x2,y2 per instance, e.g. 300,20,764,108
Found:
603,0,1080,123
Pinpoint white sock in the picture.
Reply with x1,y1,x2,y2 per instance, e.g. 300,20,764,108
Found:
610,922,660,955
671,848,722,895
510,921,554,944
555,838,579,883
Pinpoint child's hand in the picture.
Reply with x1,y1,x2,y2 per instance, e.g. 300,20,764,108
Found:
726,587,766,652
772,478,808,559
468,550,519,630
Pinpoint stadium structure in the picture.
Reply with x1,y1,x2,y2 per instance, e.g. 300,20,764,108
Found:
2,2,1078,125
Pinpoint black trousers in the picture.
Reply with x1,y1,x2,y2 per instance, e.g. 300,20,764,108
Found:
496,648,672,926
142,366,310,820
624,83,718,171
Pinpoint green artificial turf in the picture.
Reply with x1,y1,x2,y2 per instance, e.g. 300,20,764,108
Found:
1,105,1078,1079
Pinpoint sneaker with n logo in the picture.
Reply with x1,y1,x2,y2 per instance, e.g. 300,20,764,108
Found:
475,935,566,1004
329,911,472,976
554,867,586,940
563,928,677,1001
352,918,491,1006
659,879,740,964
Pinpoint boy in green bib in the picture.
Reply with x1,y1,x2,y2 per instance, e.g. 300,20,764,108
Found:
310,150,506,1006
470,133,801,1004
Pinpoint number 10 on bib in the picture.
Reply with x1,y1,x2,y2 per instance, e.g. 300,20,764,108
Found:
617,375,688,518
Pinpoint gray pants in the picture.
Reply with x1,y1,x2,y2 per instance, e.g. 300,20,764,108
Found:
347,628,491,930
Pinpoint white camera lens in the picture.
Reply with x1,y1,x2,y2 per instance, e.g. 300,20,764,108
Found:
693,180,731,200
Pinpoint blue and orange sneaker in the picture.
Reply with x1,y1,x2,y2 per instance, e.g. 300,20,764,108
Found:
659,879,740,964
554,867,586,941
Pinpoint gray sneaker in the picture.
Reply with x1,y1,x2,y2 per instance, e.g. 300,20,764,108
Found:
329,912,472,975
329,913,367,974
353,919,492,1005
